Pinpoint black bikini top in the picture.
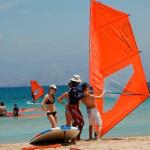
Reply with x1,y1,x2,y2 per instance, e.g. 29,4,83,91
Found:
45,94,55,104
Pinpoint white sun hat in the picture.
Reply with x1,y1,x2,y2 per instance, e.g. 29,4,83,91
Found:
70,74,82,83
49,84,57,89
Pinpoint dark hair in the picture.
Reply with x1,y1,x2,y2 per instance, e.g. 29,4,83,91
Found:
48,87,57,93
81,82,89,91
70,81,79,87
0,102,4,106
68,82,71,87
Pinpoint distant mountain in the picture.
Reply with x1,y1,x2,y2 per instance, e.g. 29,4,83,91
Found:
0,58,88,87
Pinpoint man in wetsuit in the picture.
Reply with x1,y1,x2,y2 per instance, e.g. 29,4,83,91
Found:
68,75,85,141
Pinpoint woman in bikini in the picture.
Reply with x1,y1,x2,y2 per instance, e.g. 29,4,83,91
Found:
41,84,57,128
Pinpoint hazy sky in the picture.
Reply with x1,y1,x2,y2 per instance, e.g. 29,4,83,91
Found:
0,0,150,87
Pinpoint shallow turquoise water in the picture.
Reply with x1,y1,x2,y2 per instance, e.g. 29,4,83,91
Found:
0,86,150,144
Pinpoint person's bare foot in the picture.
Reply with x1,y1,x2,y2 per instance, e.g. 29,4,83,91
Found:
88,138,93,141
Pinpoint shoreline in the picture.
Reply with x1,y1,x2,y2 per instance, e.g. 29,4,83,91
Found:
0,136,150,150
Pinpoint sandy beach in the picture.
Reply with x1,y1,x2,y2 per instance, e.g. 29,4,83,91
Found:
0,136,150,150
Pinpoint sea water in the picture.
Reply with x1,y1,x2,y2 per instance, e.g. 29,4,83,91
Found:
0,86,150,144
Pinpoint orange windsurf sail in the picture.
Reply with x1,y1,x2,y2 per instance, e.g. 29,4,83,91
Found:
30,80,44,101
89,0,149,136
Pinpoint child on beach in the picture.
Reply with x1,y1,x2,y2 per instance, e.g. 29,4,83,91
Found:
81,82,105,140
41,84,57,128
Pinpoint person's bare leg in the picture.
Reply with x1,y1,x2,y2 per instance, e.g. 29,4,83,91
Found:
97,125,102,139
89,125,93,140
65,111,72,126
77,125,83,140
47,115,57,128
54,115,57,124
93,126,98,140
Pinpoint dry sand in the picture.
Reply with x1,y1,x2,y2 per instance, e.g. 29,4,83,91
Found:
0,136,150,150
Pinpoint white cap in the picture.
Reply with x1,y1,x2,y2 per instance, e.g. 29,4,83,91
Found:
49,84,57,89
70,74,82,83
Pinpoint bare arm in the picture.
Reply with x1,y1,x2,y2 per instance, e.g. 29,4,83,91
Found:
90,91,105,99
41,95,48,112
57,92,68,106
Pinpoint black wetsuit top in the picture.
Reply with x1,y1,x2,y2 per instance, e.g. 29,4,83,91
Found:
13,107,19,117
68,87,84,105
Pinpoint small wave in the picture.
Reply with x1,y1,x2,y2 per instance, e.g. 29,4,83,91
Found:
26,101,41,105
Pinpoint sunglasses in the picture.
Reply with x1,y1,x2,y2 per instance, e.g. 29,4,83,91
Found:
50,87,57,91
